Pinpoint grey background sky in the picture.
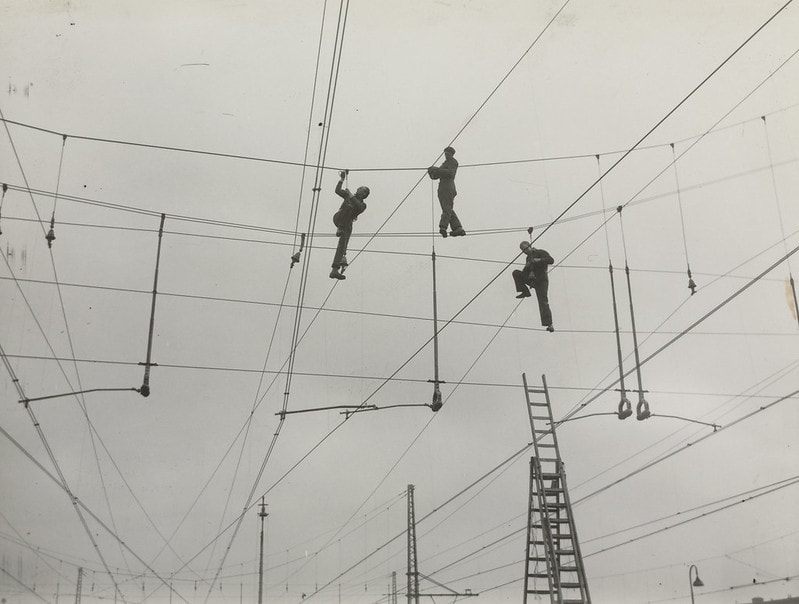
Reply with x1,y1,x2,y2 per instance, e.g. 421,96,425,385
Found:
1,1,798,603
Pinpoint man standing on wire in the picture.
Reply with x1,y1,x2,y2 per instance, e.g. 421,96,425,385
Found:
428,146,466,238
512,240,555,332
330,170,370,280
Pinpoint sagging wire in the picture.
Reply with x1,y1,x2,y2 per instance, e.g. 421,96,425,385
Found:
670,142,697,295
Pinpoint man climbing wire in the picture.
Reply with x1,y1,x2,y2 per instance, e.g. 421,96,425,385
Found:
512,240,555,332
428,146,465,238
330,170,370,280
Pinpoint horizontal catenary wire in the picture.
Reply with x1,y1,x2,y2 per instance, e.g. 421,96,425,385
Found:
5,352,796,402
3,154,797,241
1,104,796,174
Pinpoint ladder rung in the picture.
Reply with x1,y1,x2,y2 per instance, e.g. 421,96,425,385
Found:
527,388,547,394
560,582,582,588
530,415,550,420
526,589,554,595
556,549,575,555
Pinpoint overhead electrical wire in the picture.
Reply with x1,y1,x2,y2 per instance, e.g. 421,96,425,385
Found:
6,4,799,596
1,106,145,593
0,419,191,603
6,103,796,179
300,12,799,594
200,1,352,599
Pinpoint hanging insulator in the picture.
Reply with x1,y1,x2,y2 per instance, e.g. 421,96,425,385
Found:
46,228,56,248
617,398,632,420
290,232,307,268
0,183,6,235
636,398,651,421
430,387,442,412
687,267,697,295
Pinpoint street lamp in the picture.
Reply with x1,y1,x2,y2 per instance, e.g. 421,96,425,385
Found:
689,565,704,603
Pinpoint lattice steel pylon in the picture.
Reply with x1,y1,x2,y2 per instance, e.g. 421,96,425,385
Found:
522,373,591,604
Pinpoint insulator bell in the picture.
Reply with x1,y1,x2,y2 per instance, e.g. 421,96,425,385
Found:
46,228,56,248
617,398,632,420
430,388,442,412
688,278,697,295
636,398,651,421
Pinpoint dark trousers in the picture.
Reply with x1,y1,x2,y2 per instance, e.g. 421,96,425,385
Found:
332,210,353,269
438,191,462,231
513,270,552,327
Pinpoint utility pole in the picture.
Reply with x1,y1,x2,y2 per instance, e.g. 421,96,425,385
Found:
258,497,268,604
406,485,419,604
75,567,83,604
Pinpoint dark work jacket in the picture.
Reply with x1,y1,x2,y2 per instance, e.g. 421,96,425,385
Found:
522,247,554,280
427,157,458,197
333,182,367,227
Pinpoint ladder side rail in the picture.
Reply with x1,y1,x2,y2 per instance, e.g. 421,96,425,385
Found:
532,456,559,603
557,467,592,604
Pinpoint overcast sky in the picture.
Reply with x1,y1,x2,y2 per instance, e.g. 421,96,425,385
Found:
2,1,799,603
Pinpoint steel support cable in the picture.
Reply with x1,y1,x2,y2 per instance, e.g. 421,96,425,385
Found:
337,0,573,272
560,240,799,430
0,250,198,582
301,443,532,601
574,386,799,510
6,148,799,244
283,492,408,588
617,207,650,419
584,474,799,559
45,134,67,248
0,421,190,604
421,471,799,596
762,114,799,325
289,0,330,262
559,224,799,424
0,341,126,601
525,0,796,252
582,472,799,548
553,35,799,423
670,142,697,295
597,156,631,419
0,567,50,603
1,114,141,584
3,103,799,179
334,8,799,441
439,0,572,151
202,1,351,598
299,298,527,593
